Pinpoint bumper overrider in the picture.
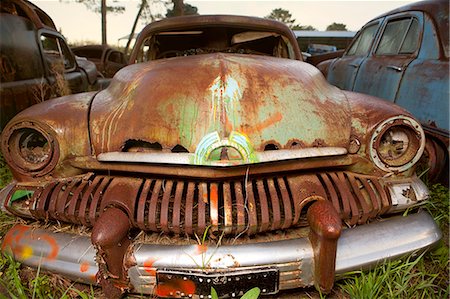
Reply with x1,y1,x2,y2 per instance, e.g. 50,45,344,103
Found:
0,175,442,298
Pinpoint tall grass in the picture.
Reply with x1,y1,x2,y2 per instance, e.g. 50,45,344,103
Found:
336,184,449,299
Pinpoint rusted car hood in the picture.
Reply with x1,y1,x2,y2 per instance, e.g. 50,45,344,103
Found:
90,53,351,155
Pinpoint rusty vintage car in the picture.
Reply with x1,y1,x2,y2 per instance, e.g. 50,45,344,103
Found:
0,15,442,298
72,45,128,78
0,0,99,130
317,0,449,183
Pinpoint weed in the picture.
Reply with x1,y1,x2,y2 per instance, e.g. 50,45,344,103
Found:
211,287,260,299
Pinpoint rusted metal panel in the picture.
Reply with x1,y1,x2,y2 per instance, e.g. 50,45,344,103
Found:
1,171,412,237
90,55,351,156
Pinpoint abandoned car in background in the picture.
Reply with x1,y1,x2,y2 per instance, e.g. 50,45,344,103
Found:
72,45,128,78
317,0,449,182
0,0,99,130
0,14,442,298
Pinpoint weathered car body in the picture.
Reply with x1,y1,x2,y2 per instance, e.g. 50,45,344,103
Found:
0,0,99,130
0,15,441,298
72,45,128,78
317,0,449,182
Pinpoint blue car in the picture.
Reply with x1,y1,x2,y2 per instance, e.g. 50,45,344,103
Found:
318,0,449,182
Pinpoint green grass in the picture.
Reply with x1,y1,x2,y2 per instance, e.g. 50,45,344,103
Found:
0,152,448,298
335,183,450,299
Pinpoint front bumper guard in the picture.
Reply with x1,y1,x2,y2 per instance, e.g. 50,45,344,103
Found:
1,211,441,297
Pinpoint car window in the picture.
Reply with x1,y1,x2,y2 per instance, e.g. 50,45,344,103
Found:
136,28,294,62
376,17,419,55
109,51,123,63
41,34,75,71
346,23,378,56
399,18,419,54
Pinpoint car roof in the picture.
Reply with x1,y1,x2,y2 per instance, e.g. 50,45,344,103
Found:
372,0,448,58
1,0,57,30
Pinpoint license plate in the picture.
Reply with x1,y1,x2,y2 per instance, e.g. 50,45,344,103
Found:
156,268,279,298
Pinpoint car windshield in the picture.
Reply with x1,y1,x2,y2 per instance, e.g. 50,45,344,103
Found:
135,27,295,62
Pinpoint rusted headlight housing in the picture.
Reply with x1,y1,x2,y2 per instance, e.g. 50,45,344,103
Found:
370,116,425,172
2,122,59,176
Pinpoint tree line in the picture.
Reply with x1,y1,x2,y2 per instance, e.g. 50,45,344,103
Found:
68,1,347,51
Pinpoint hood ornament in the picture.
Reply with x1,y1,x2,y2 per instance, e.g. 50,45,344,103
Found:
194,131,257,165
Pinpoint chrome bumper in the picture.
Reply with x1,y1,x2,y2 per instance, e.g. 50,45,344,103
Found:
1,211,441,295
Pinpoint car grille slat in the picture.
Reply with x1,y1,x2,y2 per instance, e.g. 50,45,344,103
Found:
267,179,281,230
222,182,233,234
256,180,270,233
160,180,174,233
172,181,184,234
234,182,248,234
278,178,293,229
184,182,195,235
55,179,79,223
25,171,392,235
197,182,208,234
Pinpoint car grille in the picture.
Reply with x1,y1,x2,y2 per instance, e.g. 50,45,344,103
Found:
25,171,391,235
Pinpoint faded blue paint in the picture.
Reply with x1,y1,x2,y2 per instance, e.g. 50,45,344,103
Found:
396,59,449,130
417,13,440,59
326,9,449,134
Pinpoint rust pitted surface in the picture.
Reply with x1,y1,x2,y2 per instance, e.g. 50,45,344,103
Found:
90,54,351,154
307,200,341,292
8,171,391,236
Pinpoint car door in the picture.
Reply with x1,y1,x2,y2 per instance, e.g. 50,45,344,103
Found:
353,12,423,101
39,32,89,95
0,13,49,129
327,21,381,91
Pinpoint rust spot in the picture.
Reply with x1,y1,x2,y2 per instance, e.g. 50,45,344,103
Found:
287,139,307,149
312,138,326,147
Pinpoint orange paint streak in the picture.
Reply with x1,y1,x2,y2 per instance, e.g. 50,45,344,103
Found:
38,235,59,260
14,225,30,245
155,279,196,297
1,225,30,253
210,184,219,226
195,244,208,255
245,111,283,134
143,257,157,275
80,262,90,273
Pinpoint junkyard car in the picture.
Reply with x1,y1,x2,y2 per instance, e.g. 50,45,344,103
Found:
0,15,442,298
317,0,449,182
0,0,99,130
72,45,128,78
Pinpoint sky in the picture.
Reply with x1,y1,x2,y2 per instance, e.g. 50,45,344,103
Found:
31,0,416,46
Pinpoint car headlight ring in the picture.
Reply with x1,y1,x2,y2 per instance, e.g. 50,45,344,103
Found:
370,116,425,172
2,122,59,176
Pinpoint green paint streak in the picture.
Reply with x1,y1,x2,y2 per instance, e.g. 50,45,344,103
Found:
258,83,324,145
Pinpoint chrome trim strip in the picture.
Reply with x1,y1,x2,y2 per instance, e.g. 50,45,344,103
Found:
97,147,347,166
1,212,441,294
